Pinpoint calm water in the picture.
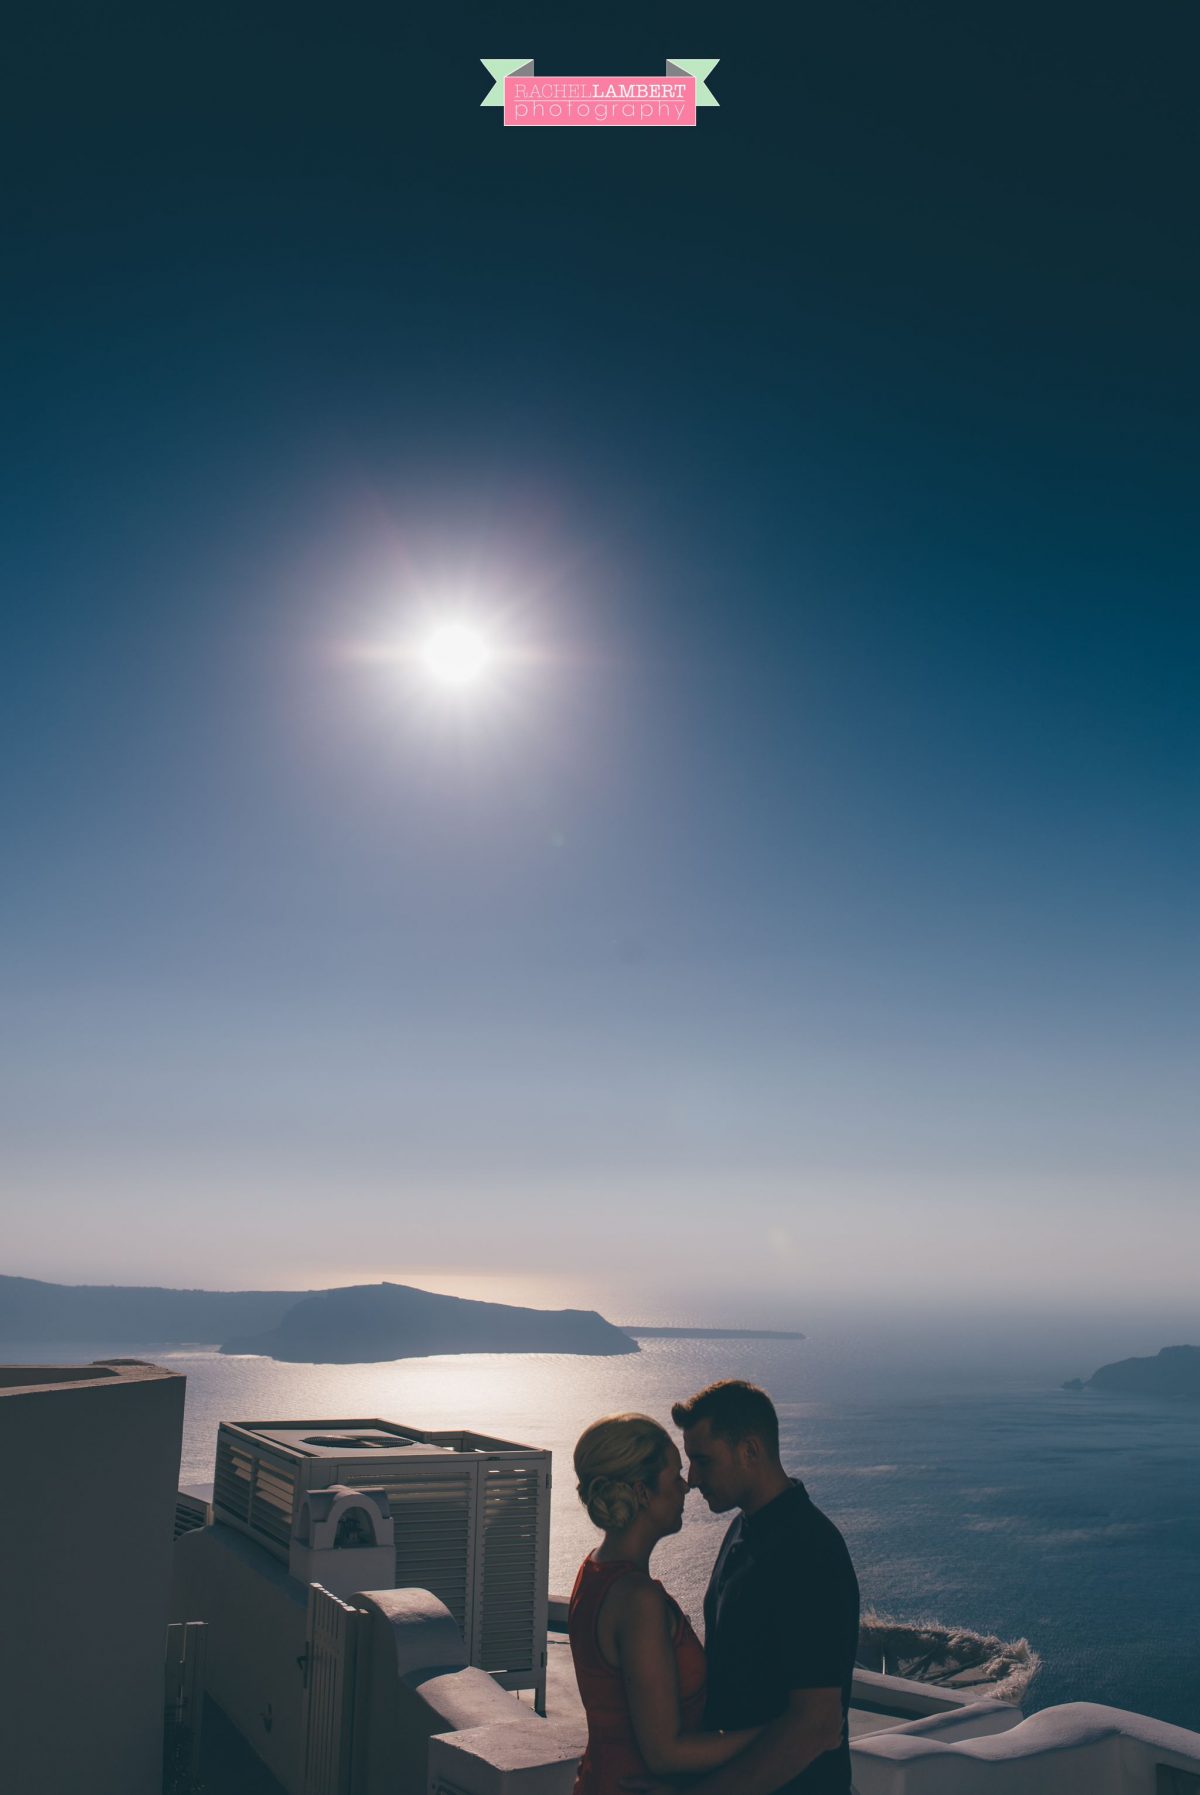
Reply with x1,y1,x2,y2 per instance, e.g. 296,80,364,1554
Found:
20,1335,1200,1730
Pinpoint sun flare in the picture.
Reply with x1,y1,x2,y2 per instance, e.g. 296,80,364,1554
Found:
419,622,493,689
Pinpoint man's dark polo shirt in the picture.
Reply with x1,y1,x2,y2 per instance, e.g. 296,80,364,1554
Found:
703,1479,859,1795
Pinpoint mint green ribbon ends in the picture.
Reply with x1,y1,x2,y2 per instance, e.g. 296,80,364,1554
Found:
665,59,720,106
480,59,534,105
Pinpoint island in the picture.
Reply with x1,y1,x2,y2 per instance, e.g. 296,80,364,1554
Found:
2,1272,813,1364
220,1281,639,1362
1063,1344,1200,1397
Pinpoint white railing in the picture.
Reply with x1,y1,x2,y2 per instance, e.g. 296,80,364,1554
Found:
851,1666,1009,1720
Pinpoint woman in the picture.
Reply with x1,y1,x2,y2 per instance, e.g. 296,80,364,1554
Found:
568,1413,758,1793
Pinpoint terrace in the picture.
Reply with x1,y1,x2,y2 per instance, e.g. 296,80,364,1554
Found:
170,1455,1200,1795
5,1364,1197,1795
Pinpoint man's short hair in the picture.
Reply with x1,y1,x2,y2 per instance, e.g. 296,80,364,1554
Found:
671,1379,780,1457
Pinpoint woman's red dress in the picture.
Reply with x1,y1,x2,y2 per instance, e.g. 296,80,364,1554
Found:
568,1555,707,1795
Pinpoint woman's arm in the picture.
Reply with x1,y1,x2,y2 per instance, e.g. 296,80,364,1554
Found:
614,1580,758,1777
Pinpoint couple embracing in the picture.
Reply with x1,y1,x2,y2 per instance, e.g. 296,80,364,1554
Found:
568,1380,859,1795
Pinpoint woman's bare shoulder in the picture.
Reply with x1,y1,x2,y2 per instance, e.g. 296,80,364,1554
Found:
607,1571,671,1632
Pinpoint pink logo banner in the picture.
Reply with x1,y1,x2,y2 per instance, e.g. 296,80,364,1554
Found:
505,75,697,128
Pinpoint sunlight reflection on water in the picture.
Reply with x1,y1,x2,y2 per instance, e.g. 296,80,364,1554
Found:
169,1340,777,1622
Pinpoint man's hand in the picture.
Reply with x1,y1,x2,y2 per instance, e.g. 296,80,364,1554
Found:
643,1687,842,1795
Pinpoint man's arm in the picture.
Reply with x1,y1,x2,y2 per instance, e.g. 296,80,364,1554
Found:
641,1684,843,1795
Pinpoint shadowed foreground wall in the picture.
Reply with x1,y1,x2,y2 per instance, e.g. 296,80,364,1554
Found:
0,1361,185,1795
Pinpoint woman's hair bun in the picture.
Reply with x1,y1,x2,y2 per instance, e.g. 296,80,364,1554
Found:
581,1473,638,1532
572,1414,673,1534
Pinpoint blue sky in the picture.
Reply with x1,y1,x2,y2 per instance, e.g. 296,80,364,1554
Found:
2,4,1196,1321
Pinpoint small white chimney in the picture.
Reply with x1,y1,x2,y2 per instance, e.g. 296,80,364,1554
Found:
288,1483,395,1598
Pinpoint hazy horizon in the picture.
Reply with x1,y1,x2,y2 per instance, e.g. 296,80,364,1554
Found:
5,1262,1196,1375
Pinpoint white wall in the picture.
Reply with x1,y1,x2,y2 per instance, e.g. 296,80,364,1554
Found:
850,1701,1200,1795
172,1537,571,1795
172,1520,311,1792
0,1362,185,1795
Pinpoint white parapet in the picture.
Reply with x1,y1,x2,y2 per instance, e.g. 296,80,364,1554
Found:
851,1667,1008,1719
864,1698,1024,1746
850,1700,1200,1795
428,1721,582,1795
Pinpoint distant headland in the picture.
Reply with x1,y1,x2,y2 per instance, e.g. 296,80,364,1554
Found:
0,1273,814,1363
220,1282,637,1362
1063,1344,1200,1397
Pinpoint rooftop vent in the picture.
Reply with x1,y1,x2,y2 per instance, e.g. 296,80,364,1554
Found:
301,1432,417,1450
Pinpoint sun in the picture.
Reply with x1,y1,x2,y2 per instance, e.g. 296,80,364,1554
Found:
419,622,493,689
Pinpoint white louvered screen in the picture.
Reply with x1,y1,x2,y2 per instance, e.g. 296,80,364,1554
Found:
249,1454,297,1551
302,1584,364,1795
213,1433,253,1523
355,1464,476,1638
475,1462,544,1673
173,1490,210,1539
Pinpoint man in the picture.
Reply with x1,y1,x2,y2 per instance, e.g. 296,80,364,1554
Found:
641,1379,860,1795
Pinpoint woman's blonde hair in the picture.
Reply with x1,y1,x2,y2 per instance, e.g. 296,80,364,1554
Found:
574,1412,673,1533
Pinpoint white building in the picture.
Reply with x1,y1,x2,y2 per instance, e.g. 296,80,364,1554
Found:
0,1360,185,1795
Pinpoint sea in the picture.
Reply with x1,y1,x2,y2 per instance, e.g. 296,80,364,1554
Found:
14,1331,1199,1731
